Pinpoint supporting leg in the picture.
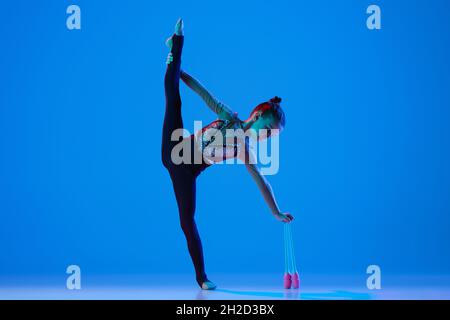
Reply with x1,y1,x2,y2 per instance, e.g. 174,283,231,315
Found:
169,169,215,289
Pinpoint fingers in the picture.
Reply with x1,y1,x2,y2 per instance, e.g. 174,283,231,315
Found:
166,53,173,65
276,213,294,223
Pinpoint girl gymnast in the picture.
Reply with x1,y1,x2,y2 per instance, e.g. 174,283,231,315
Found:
162,19,294,290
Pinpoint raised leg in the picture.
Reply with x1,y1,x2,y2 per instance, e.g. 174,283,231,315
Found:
161,33,185,168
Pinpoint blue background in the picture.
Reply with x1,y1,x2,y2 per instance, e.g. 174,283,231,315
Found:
1,0,449,285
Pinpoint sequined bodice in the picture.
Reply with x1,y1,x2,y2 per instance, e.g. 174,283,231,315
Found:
195,119,244,164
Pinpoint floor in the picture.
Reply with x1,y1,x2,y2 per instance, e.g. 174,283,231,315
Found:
1,274,450,300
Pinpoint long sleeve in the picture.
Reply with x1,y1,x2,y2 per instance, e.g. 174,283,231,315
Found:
240,143,282,217
180,70,234,120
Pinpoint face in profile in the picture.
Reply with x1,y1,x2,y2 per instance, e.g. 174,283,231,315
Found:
249,112,281,140
247,99,285,141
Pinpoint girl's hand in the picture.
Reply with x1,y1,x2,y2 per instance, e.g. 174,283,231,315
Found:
276,212,294,223
166,52,173,65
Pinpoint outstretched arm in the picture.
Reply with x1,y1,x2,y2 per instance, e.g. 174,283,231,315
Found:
180,70,234,120
240,142,294,223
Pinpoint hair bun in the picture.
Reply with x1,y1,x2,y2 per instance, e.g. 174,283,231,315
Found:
270,96,282,104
